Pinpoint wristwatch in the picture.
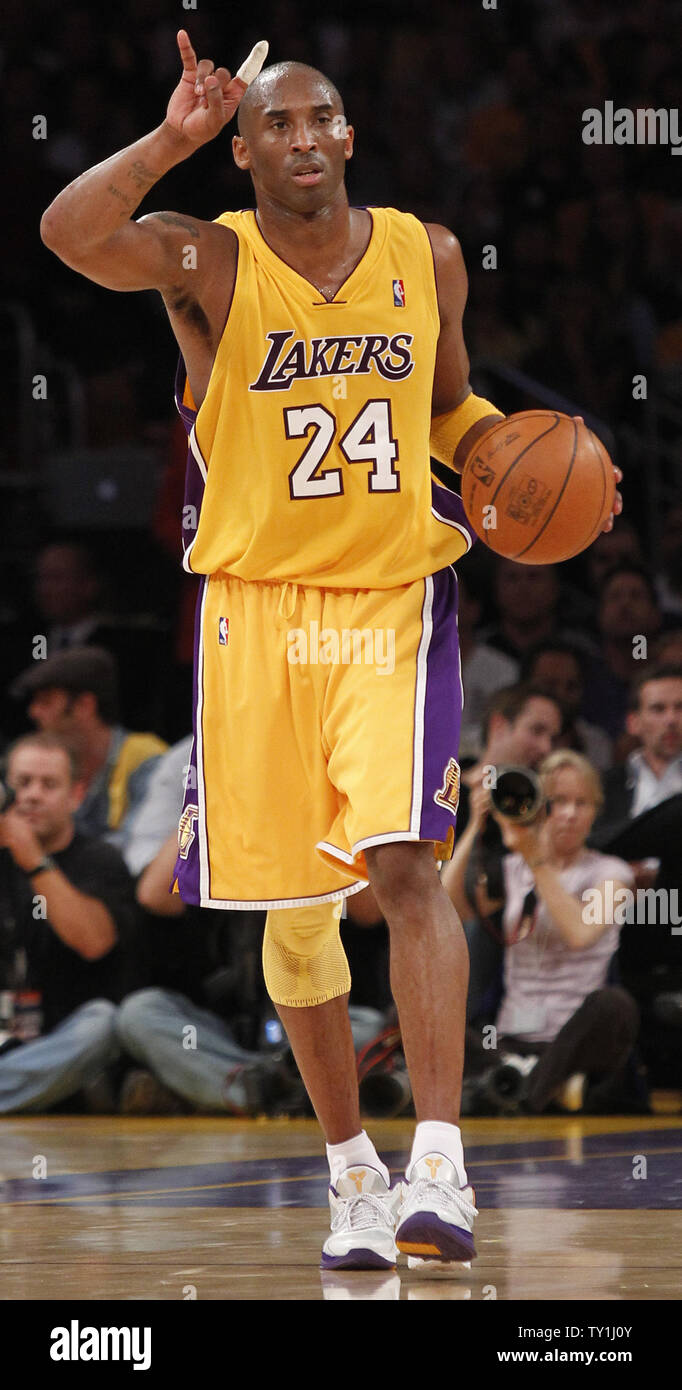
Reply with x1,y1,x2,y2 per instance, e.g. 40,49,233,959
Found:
25,856,57,877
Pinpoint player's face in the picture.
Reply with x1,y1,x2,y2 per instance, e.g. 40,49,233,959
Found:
629,678,682,761
7,746,81,840
233,75,353,213
545,767,598,855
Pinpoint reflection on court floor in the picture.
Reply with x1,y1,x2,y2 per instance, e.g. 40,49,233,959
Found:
0,1115,679,1300
0,1125,678,1209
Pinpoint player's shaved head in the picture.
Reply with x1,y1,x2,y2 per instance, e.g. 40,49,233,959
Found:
237,61,345,137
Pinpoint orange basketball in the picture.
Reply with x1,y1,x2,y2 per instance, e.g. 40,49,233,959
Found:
461,411,616,564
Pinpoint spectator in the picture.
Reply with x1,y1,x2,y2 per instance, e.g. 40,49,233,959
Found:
520,639,613,770
120,734,193,878
443,683,563,1025
457,569,519,761
116,832,304,1116
479,558,597,666
583,518,644,600
580,565,664,740
0,732,139,1112
652,628,682,666
461,750,641,1114
455,682,564,832
116,737,388,1109
592,664,682,834
10,647,167,849
0,539,169,737
655,505,682,621
588,664,682,1076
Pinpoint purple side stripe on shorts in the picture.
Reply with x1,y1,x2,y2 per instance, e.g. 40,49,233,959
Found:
172,575,208,906
417,566,465,845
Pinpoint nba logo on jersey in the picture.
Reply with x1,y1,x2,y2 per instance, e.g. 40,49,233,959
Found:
392,278,406,307
218,617,229,646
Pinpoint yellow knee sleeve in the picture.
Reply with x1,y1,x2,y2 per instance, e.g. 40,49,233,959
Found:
262,900,351,1008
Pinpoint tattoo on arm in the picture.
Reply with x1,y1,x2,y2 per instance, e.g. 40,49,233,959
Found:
107,183,135,208
127,159,159,191
153,212,201,237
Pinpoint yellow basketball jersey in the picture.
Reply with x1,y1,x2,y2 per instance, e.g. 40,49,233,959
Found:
180,207,474,588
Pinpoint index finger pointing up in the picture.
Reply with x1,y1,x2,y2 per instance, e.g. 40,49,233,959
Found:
177,29,197,73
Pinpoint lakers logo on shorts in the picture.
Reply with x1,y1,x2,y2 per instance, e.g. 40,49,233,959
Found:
178,804,199,859
434,758,461,815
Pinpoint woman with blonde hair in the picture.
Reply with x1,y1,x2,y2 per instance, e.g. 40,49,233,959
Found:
448,750,642,1112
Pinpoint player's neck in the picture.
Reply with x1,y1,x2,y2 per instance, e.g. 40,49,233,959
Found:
255,186,355,260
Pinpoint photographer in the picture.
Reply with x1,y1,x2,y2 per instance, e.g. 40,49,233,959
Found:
0,732,138,1112
443,683,563,1025
456,751,642,1113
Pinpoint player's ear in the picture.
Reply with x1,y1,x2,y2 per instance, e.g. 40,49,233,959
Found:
232,134,251,170
343,122,354,160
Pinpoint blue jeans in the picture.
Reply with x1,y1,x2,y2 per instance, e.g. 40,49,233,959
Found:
116,988,264,1111
116,988,384,1111
0,999,119,1114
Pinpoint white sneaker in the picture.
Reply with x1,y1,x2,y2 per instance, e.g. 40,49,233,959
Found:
320,1166,403,1271
396,1153,477,1264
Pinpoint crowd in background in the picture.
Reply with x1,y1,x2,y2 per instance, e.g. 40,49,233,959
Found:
0,0,680,1116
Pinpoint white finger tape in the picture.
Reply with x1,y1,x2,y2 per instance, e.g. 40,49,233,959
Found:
236,40,269,86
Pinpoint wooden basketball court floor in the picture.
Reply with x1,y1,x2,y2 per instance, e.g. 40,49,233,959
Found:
0,1112,679,1302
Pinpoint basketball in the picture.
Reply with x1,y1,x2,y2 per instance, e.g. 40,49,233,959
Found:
461,411,616,565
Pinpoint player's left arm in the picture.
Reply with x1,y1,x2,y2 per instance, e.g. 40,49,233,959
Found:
425,223,623,530
425,223,504,476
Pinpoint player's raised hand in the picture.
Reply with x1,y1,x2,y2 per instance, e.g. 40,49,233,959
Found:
166,30,268,147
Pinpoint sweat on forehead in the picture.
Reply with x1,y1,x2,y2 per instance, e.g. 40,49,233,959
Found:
237,62,344,135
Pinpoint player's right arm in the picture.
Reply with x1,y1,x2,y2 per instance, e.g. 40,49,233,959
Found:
40,31,261,298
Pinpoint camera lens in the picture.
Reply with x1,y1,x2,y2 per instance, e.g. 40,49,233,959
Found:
490,767,543,823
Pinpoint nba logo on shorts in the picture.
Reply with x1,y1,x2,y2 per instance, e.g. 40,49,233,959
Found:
218,617,229,646
392,278,406,307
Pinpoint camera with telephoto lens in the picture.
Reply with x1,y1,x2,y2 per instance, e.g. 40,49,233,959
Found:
0,780,16,815
481,1053,539,1113
357,1024,413,1118
490,766,545,823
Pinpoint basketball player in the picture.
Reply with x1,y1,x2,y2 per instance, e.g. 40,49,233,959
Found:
41,31,621,1270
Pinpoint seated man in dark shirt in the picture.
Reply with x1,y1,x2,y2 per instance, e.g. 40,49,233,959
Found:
0,730,139,1111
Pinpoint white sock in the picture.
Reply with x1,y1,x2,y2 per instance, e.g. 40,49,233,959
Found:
408,1121,468,1188
326,1130,390,1188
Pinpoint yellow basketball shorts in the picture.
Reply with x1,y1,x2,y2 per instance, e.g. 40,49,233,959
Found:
173,568,464,909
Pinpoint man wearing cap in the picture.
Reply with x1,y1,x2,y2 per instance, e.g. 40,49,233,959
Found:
11,647,167,849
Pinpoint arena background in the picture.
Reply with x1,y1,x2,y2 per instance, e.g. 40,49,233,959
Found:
0,0,680,1322
1,0,681,750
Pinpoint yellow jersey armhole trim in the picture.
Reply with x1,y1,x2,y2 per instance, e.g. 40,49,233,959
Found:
416,218,442,337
